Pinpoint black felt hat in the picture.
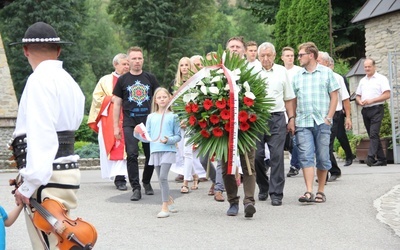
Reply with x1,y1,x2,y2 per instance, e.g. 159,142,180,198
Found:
9,21,73,46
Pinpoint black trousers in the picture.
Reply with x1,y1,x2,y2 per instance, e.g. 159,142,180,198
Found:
336,111,353,160
255,112,286,200
361,105,386,161
329,111,341,176
123,124,153,191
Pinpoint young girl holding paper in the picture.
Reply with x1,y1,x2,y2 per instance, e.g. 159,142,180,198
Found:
134,87,181,218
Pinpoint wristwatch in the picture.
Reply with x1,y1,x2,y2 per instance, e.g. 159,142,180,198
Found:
325,117,333,124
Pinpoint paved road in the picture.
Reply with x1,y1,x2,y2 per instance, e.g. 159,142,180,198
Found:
1,160,400,249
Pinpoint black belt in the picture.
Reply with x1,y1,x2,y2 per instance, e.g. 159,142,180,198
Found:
363,104,383,110
9,131,76,170
271,112,284,116
53,162,79,171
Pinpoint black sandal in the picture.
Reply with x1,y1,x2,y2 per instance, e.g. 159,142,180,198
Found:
315,192,326,203
298,192,315,203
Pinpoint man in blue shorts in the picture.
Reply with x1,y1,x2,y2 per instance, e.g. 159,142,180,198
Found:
292,42,339,203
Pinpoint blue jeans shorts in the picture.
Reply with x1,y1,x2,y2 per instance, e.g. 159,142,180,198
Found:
295,122,332,170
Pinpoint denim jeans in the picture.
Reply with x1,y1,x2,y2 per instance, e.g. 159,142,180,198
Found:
296,122,332,170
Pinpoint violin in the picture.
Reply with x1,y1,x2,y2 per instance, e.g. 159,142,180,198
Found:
29,197,97,250
9,179,97,250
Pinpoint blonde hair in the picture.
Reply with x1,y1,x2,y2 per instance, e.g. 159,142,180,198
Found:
298,42,319,59
174,57,193,88
151,87,172,113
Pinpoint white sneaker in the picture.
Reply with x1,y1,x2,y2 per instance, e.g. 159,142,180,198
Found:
157,211,170,218
168,204,178,213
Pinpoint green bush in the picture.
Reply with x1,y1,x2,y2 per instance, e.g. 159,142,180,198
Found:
380,102,392,137
75,143,100,158
74,141,91,151
75,115,97,143
337,146,345,159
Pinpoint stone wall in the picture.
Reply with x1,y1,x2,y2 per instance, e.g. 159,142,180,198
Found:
365,11,400,77
349,76,367,135
350,11,400,136
0,34,18,159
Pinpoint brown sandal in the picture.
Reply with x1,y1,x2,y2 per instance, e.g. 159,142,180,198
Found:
180,185,189,193
191,174,199,190
315,192,326,203
298,192,315,203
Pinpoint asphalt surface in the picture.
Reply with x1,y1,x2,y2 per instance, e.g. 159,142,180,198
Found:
1,159,400,250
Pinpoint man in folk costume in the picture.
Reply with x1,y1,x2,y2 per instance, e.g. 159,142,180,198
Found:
11,21,85,249
88,53,129,190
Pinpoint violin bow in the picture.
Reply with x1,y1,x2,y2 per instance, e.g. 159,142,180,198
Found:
24,204,51,250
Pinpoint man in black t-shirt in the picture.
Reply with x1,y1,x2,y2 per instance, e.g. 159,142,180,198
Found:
113,46,160,201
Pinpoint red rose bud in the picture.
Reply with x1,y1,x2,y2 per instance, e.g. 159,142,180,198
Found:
212,127,224,137
191,103,199,112
239,110,249,122
220,109,230,120
203,99,213,110
198,119,207,129
239,122,250,131
185,103,192,113
209,114,220,125
243,97,254,107
249,114,257,122
224,122,230,132
215,98,227,110
200,129,210,138
189,115,197,126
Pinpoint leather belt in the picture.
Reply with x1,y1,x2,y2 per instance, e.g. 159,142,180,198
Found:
53,162,79,171
363,104,383,110
9,130,76,169
55,131,75,159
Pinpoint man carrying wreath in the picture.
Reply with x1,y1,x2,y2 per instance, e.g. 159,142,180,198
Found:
223,36,257,217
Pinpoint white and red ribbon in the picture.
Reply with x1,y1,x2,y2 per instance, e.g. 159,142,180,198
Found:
162,63,239,175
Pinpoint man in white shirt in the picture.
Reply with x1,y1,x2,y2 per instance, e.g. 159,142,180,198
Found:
245,41,262,73
256,42,296,206
355,58,391,166
11,21,85,249
281,46,302,178
317,52,352,182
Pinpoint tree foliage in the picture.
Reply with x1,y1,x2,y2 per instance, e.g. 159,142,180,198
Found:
245,0,365,64
233,7,274,45
331,0,365,61
296,0,331,53
274,0,292,55
0,0,88,101
108,0,215,85
242,0,280,24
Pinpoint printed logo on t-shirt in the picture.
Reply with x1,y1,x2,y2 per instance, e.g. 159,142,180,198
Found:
127,80,150,106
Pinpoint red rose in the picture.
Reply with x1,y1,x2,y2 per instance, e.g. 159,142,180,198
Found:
239,110,249,122
239,122,250,131
185,103,192,113
215,98,227,110
243,96,254,107
212,127,224,137
200,129,210,138
189,115,197,126
224,122,230,132
209,114,220,125
249,114,257,122
198,119,207,129
220,109,230,120
191,103,199,112
203,99,213,110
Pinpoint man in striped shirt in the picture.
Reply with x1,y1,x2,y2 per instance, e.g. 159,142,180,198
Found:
292,42,339,203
